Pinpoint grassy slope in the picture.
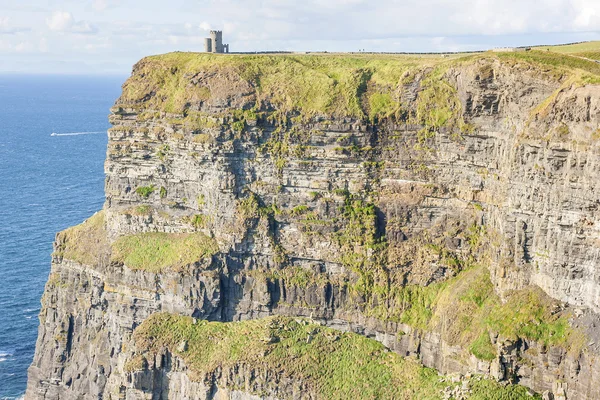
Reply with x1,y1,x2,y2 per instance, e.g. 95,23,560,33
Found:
111,232,218,273
117,47,600,118
53,211,110,266
119,52,437,117
534,41,600,54
426,266,585,359
55,213,218,272
271,263,585,362
132,313,539,400
533,41,600,64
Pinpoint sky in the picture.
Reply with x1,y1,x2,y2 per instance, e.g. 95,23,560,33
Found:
1,0,600,75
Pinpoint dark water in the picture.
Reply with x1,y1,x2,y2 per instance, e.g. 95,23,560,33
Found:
0,74,125,398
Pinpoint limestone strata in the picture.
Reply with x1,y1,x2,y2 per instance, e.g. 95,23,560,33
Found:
27,52,600,399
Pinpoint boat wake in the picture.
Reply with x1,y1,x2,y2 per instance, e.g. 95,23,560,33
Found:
50,131,105,137
0,350,13,363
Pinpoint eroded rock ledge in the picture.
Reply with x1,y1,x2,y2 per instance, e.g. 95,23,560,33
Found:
27,51,600,399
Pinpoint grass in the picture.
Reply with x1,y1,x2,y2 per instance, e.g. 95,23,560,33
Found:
159,186,167,199
534,41,600,54
119,49,600,119
118,52,449,118
535,41,600,62
189,214,208,229
266,262,584,360
135,185,155,199
132,313,538,400
265,266,330,289
495,50,600,79
111,232,218,273
127,205,152,216
416,266,584,357
469,332,496,362
414,67,467,135
53,211,110,266
485,288,574,347
368,92,402,120
468,379,538,400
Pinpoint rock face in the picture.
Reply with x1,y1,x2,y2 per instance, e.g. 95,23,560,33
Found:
26,52,600,399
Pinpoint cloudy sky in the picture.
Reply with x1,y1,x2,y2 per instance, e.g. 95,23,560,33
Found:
1,0,600,75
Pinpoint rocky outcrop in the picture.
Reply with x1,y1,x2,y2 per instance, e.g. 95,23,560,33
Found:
27,52,600,399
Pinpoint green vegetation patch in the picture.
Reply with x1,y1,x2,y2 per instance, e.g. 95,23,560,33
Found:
53,211,109,266
496,50,600,79
424,266,584,358
264,266,330,289
111,232,218,272
468,379,539,400
368,92,402,120
574,51,600,61
414,67,472,139
238,192,583,361
333,263,584,360
117,48,600,129
132,313,537,400
534,41,600,55
135,185,155,199
118,52,450,118
485,287,575,347
469,333,496,362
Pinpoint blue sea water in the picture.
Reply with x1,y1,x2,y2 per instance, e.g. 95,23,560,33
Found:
0,74,125,398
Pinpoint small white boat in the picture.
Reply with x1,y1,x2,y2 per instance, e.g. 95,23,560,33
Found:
51,133,57,136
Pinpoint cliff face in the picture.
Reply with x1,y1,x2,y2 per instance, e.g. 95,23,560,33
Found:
27,52,600,399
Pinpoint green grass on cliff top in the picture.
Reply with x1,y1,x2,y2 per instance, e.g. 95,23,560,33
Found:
120,52,433,117
53,211,110,266
532,41,600,67
111,232,218,273
132,313,538,400
118,47,600,117
534,41,600,55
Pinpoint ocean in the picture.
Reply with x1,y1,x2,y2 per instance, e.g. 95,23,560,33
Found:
0,74,125,398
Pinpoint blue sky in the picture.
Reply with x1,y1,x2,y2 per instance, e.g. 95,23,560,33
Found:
1,0,600,74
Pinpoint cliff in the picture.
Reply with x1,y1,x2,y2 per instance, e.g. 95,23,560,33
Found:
26,49,600,399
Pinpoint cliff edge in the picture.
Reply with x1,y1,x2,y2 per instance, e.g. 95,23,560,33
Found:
26,50,600,399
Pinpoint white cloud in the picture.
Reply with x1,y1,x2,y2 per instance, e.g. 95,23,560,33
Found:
15,41,30,52
39,37,48,52
0,16,29,34
46,11,96,34
72,21,96,34
2,0,600,74
92,0,108,11
46,11,73,31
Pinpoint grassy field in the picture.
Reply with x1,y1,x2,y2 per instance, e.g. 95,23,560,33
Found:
132,313,539,400
534,41,600,54
111,232,218,272
117,44,600,122
534,41,600,61
120,52,443,117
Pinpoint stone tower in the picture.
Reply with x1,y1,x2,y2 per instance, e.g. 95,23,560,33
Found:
210,30,223,53
204,37,212,53
203,30,229,53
